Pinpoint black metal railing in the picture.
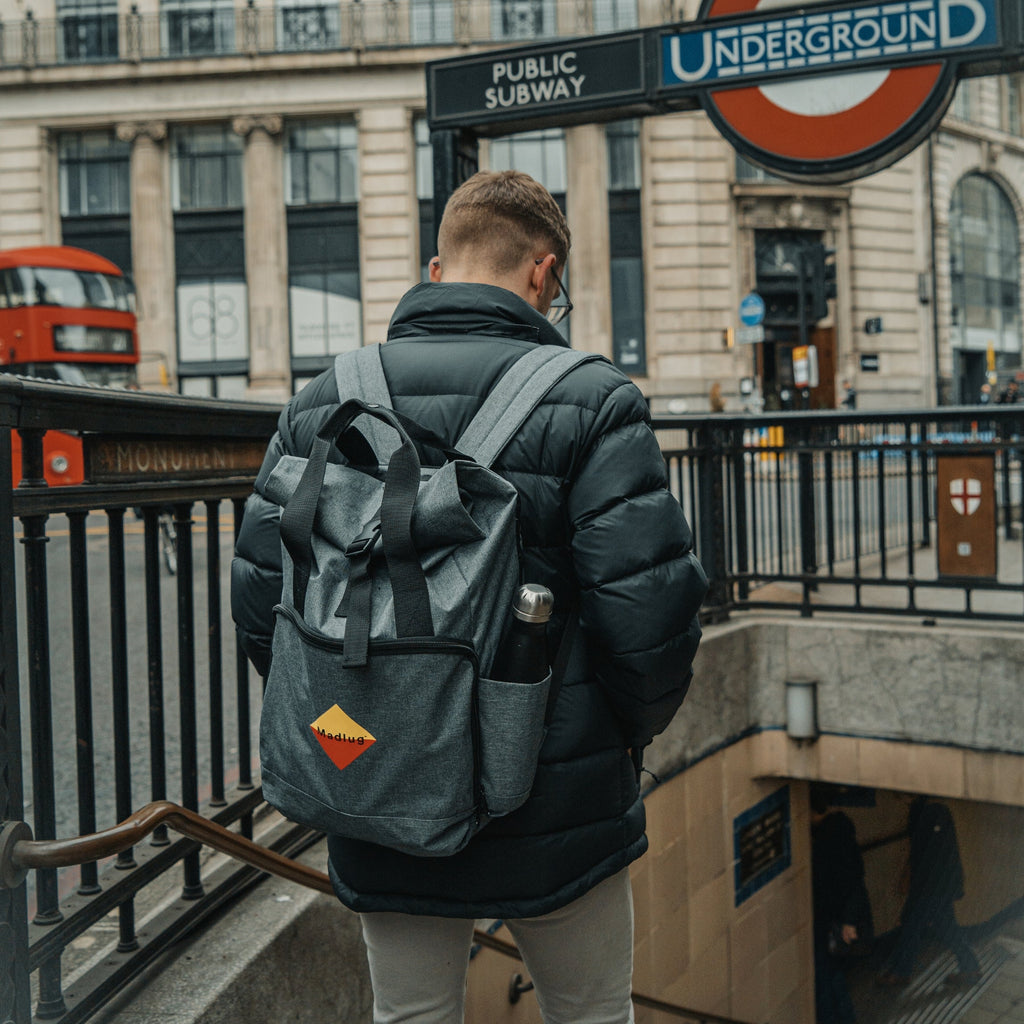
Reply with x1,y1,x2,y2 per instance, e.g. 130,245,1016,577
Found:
1,374,283,1024
652,406,1024,622
4,377,1023,1023
0,0,647,67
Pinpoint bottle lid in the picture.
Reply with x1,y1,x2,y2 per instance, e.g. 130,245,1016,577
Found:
512,584,554,623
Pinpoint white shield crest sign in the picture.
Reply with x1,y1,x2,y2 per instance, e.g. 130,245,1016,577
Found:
949,478,982,516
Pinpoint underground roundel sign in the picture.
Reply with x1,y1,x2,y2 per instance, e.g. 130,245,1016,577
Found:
664,0,1000,181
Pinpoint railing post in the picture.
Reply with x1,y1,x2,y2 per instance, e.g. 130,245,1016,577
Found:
796,421,818,617
696,421,730,619
19,429,67,1018
67,510,101,895
206,500,226,806
1001,409,1019,541
1,392,32,1024
175,501,205,900
918,418,932,548
730,422,750,601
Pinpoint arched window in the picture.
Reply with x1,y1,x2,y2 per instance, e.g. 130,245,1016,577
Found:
949,174,1021,401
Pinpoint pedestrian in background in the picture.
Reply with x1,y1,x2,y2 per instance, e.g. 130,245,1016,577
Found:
811,785,872,1024
878,796,980,989
997,379,1019,404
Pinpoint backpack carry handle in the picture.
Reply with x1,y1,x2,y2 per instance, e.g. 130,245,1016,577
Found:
281,399,434,649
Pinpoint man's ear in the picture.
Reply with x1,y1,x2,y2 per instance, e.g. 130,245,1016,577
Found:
429,257,442,283
530,254,554,302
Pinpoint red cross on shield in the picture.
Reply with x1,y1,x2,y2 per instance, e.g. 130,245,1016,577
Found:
949,478,982,516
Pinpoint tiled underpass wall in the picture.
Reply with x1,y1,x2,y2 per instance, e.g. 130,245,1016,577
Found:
466,616,1024,1024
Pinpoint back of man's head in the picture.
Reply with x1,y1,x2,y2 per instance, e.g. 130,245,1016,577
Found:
437,170,570,276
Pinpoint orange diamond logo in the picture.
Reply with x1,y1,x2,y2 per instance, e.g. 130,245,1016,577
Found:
310,704,376,772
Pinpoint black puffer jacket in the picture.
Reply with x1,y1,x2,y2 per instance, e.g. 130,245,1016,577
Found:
231,282,707,919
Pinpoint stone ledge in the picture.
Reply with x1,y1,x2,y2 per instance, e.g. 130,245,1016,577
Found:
90,839,372,1024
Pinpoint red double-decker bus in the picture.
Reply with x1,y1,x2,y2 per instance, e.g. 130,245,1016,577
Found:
1,245,140,485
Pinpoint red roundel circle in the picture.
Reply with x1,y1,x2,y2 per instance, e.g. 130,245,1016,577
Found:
699,0,950,177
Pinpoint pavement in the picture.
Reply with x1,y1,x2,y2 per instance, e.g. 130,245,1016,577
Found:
738,527,1024,620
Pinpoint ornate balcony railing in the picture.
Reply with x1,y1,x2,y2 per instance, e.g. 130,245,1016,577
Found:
0,0,647,67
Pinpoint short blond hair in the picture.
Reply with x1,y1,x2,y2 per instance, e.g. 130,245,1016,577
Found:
437,170,570,275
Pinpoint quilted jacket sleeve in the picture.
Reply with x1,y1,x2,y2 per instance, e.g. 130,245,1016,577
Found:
230,414,293,677
567,379,708,747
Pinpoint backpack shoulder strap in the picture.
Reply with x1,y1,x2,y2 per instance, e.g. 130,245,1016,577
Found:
457,346,602,468
334,344,395,459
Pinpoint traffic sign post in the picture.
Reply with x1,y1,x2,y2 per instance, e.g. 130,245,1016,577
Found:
739,292,765,327
737,292,765,345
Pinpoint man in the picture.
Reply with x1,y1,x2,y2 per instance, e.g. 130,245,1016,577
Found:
232,170,707,1023
810,785,872,1024
878,796,979,989
997,379,1019,404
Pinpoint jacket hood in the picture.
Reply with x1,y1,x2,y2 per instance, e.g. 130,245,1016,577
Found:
387,281,570,348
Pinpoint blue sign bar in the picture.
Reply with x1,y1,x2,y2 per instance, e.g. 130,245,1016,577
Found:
663,0,1000,88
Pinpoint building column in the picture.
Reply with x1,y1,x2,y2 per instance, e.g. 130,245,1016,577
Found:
566,124,613,361
356,106,419,347
233,114,290,403
116,120,176,391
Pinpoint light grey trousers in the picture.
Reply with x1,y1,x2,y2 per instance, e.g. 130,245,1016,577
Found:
359,867,636,1024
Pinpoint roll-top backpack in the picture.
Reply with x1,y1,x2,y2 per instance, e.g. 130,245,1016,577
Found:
259,343,599,857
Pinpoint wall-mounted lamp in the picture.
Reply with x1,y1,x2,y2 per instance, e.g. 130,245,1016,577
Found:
785,677,819,742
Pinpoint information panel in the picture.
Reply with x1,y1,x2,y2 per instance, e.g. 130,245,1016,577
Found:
734,786,791,906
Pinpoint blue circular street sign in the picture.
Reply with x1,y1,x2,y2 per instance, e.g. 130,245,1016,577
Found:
739,292,765,327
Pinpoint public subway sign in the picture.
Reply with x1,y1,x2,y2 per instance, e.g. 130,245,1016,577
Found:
427,0,1022,181
428,33,650,133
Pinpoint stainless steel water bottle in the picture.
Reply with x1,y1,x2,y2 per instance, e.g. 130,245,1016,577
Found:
492,584,553,683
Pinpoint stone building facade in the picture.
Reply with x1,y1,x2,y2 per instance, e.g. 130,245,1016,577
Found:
0,0,1022,409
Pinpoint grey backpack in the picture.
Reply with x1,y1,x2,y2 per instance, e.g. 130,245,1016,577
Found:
259,343,598,857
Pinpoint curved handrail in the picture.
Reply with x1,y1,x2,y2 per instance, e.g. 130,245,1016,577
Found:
2,802,760,1024
4,800,333,894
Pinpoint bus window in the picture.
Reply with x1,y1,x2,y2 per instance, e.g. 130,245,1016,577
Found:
7,266,133,310
28,267,87,307
0,268,26,307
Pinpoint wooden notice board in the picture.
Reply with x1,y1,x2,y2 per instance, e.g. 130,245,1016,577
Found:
936,454,997,579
